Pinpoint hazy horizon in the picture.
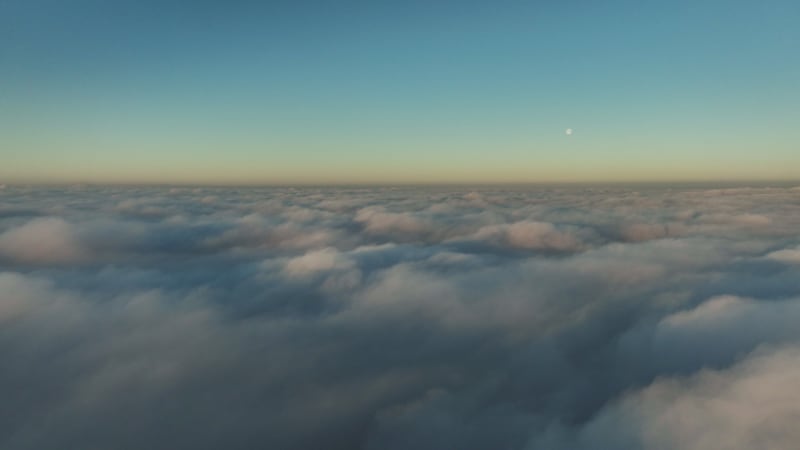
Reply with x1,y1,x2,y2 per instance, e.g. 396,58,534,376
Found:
4,179,800,189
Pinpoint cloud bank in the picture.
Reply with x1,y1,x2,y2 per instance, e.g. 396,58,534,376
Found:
1,184,799,449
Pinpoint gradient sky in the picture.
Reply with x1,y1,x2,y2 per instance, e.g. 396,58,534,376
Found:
1,0,798,184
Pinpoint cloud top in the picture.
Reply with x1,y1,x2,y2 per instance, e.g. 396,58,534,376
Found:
0,184,798,449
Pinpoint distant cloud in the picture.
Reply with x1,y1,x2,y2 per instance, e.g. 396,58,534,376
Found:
284,247,356,277
766,246,800,264
469,220,583,251
355,207,437,241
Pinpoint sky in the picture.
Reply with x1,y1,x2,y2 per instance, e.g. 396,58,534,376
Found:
1,0,798,184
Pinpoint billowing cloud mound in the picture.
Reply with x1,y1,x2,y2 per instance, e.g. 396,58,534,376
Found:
0,217,87,264
1,184,800,449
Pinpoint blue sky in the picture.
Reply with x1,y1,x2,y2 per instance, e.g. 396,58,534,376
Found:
1,0,798,184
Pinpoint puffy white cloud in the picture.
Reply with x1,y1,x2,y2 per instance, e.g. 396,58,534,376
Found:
0,218,87,264
284,247,356,277
467,220,583,251
355,207,436,240
552,346,800,450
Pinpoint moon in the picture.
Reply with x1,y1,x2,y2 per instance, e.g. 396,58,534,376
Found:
565,128,573,136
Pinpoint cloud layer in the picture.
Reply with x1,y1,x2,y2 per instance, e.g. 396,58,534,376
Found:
1,184,799,449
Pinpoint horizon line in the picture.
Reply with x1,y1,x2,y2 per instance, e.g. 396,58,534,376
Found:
3,179,800,189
